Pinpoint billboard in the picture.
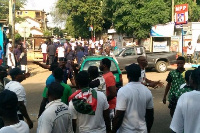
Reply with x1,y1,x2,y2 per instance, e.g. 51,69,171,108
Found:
175,4,188,25
151,23,174,37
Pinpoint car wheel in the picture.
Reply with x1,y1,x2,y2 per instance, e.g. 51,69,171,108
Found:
155,61,167,73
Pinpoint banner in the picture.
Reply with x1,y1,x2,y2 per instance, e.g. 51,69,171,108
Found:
153,41,169,52
175,4,188,25
151,23,174,37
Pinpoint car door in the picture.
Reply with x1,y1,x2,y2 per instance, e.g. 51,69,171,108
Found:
116,48,138,70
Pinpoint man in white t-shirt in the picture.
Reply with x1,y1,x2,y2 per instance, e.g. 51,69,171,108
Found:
69,71,111,133
137,56,164,88
5,68,33,129
194,39,200,63
112,63,154,133
37,82,73,133
0,90,29,133
6,39,12,58
170,67,200,133
41,42,47,63
57,44,65,61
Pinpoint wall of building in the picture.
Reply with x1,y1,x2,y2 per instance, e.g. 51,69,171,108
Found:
16,10,36,18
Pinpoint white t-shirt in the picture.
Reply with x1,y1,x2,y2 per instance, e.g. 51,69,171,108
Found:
7,50,15,67
187,45,193,54
92,77,106,94
37,99,73,133
195,43,200,51
116,82,154,133
69,91,109,133
139,69,146,83
71,43,76,51
57,47,65,58
6,43,12,58
91,43,95,48
41,43,47,53
0,120,29,133
170,91,200,133
5,81,27,114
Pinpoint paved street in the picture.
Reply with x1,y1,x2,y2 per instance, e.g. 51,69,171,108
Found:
22,63,174,133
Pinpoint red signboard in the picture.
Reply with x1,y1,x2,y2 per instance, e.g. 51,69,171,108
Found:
175,4,188,25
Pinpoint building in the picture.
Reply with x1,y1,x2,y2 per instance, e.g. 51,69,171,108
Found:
16,10,48,31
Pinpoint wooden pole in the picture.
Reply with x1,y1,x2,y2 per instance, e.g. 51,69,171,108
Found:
172,0,175,22
12,0,15,46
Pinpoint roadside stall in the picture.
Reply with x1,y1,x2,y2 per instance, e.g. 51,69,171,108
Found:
150,23,174,53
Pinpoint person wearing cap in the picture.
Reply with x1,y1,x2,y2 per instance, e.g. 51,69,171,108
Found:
112,63,154,133
37,82,73,133
0,90,29,133
4,68,33,129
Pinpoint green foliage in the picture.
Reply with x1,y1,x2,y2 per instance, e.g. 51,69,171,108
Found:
43,30,52,37
0,0,26,19
112,0,170,39
52,27,64,38
56,0,104,38
55,0,200,39
15,33,22,42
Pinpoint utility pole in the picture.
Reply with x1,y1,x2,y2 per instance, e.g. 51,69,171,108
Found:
172,0,175,22
9,0,16,46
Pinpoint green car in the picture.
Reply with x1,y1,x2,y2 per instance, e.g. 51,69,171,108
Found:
79,56,123,89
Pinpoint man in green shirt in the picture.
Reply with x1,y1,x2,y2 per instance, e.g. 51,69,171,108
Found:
163,56,186,117
38,67,72,117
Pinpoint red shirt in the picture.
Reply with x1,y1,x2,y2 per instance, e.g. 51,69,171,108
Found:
103,72,116,109
111,40,116,47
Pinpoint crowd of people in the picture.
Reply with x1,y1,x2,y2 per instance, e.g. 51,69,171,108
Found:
0,39,28,74
1,38,200,133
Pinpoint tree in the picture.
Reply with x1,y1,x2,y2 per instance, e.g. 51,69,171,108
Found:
43,30,52,37
15,33,22,42
111,0,170,39
52,27,64,38
0,0,26,19
55,0,104,38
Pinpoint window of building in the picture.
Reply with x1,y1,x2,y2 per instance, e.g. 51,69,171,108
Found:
35,12,40,18
17,11,22,15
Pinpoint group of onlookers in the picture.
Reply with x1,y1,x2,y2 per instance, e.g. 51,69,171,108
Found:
2,37,200,133
1,39,28,73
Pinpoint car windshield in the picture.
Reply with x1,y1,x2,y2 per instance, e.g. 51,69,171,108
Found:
113,48,125,56
82,60,118,72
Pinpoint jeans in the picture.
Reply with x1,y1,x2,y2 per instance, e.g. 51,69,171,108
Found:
194,51,200,63
49,55,55,65
187,54,192,63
